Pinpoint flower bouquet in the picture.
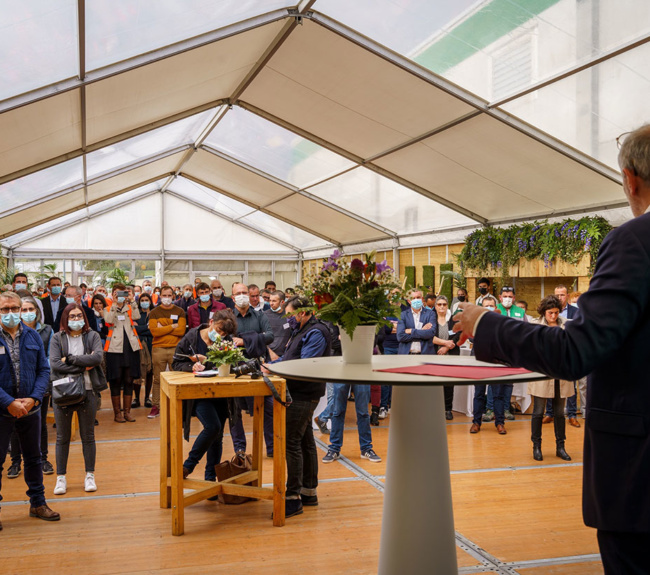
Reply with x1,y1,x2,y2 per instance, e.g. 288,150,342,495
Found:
206,334,246,376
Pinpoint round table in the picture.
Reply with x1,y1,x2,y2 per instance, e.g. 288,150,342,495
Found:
267,355,546,575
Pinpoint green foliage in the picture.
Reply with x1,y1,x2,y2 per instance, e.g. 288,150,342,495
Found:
404,266,415,290
456,216,612,279
440,268,466,291
94,266,130,289
0,260,17,287
439,264,454,301
205,334,246,367
31,263,58,286
422,265,435,291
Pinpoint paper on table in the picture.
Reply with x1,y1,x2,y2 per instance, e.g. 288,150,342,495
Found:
375,363,531,379
194,370,219,377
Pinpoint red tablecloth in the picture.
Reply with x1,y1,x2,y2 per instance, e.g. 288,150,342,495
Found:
375,363,531,380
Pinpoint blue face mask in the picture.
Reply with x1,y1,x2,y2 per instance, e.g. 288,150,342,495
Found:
184,290,193,299
1,312,21,328
287,315,300,330
208,329,219,342
66,297,76,305
68,319,85,331
116,296,126,304
51,286,62,295
21,311,37,324
140,301,150,309
271,305,282,313
199,294,211,303
411,299,423,310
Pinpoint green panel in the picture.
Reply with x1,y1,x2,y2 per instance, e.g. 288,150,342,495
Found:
439,263,454,302
404,266,416,291
414,0,561,74
422,265,435,293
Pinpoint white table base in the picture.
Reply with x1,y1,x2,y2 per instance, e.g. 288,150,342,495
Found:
379,385,457,574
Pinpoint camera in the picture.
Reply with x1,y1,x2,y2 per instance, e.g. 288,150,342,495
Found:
116,290,129,298
232,358,262,379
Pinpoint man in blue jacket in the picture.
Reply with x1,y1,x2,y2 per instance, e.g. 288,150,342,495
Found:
0,291,60,528
396,289,436,356
453,124,650,574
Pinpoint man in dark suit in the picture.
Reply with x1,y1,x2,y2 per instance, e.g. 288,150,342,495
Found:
396,290,436,356
54,285,97,333
40,277,64,329
453,124,650,574
554,284,580,320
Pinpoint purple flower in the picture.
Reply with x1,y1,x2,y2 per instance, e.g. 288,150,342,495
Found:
330,249,341,259
322,260,338,272
350,258,364,271
376,260,391,274
497,261,503,268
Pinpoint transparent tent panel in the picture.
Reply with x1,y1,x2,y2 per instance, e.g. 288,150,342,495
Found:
0,0,78,101
86,110,216,179
319,0,650,102
306,167,476,234
501,42,650,170
205,107,355,188
88,181,163,215
0,158,83,216
86,0,294,71
238,211,331,251
167,176,255,220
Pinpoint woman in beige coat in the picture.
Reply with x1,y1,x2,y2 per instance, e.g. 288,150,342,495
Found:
529,295,575,462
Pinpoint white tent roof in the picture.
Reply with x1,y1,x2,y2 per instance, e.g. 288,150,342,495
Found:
2,0,648,257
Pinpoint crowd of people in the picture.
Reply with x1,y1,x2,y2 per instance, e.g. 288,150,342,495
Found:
0,270,585,526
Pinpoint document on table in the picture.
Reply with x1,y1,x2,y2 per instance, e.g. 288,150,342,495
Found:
194,370,219,377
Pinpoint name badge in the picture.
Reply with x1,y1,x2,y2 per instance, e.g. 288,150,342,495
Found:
0,347,5,354
117,315,126,321
171,315,179,321
52,376,73,387
209,312,214,319
283,322,291,330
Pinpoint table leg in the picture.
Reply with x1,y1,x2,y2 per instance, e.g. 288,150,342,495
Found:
170,397,184,536
160,390,171,509
251,396,264,488
379,385,457,574
272,391,286,527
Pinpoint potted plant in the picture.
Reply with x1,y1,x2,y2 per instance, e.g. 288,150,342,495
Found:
304,250,402,363
205,334,247,377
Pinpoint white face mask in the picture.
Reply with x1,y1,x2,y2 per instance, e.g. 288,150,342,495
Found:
234,294,249,308
160,297,173,306
14,283,27,291
501,296,513,309
213,288,223,298
484,305,496,312
144,285,153,293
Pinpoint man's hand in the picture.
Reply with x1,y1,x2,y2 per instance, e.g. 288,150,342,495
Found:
16,398,36,411
172,323,178,329
233,337,244,347
452,303,488,346
192,362,205,373
437,347,449,355
422,323,432,330
8,400,28,418
405,328,412,334
445,340,455,349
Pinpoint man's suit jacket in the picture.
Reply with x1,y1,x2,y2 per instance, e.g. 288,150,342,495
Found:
53,301,98,334
396,308,436,355
474,212,650,533
41,295,64,329
565,303,579,320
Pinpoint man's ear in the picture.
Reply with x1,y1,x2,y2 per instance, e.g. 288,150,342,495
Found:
622,168,639,197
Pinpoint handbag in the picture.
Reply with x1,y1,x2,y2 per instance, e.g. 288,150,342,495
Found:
52,374,86,406
214,453,254,504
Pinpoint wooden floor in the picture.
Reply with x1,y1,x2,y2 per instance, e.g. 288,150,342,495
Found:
0,390,603,575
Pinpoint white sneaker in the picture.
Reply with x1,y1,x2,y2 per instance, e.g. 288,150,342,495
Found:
378,407,388,419
84,472,97,492
54,475,67,495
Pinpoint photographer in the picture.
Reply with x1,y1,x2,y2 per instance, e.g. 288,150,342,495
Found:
172,310,238,481
264,296,332,518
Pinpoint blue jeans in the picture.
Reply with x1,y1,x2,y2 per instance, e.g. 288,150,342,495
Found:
229,396,274,456
329,384,373,453
0,409,46,508
316,382,335,422
546,382,577,418
487,384,513,412
184,398,228,481
473,384,505,426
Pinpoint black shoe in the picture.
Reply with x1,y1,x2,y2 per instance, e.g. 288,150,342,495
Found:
285,499,304,518
533,444,543,461
556,443,572,461
370,411,379,426
445,410,453,420
42,460,54,475
300,494,318,506
94,419,99,426
131,398,141,408
7,463,21,479
144,399,153,408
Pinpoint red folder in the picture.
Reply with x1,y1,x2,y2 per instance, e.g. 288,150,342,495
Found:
375,363,531,380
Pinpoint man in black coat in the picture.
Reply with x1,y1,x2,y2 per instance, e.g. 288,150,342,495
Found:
453,124,650,574
54,285,97,333
40,277,65,329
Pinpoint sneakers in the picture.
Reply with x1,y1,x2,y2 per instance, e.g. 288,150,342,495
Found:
7,463,21,479
378,407,388,419
370,410,380,426
131,398,141,408
482,409,494,422
361,449,382,463
505,410,515,421
54,475,67,495
84,473,97,492
42,460,54,475
147,406,160,419
322,450,340,463
314,416,329,435
144,398,153,408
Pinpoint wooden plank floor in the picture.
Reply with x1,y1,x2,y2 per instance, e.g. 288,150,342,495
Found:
0,390,603,575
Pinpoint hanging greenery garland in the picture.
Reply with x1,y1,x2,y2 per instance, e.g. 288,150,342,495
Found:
456,216,613,278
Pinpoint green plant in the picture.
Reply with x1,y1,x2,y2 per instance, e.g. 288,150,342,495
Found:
456,216,612,279
32,263,58,286
94,266,130,289
439,268,466,291
206,334,246,367
0,261,17,287
303,250,402,339
438,263,454,301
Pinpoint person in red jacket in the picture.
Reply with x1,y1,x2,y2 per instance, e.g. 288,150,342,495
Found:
186,283,226,329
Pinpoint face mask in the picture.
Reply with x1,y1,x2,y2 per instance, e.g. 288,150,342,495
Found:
38,290,44,295
287,315,300,330
21,311,37,324
154,291,160,296
14,283,27,291
213,289,223,298
87,291,94,297
208,329,219,342
501,296,513,309
410,299,423,311
1,312,21,328
68,319,85,331
199,294,211,303
161,297,173,306
184,290,192,299
51,286,62,295
457,295,466,302
484,306,496,312
116,296,126,304
478,287,488,295
144,286,153,293
66,297,76,305
234,294,249,308
140,301,150,309
271,305,282,313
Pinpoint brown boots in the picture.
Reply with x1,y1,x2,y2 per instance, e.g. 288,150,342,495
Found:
112,396,125,423
123,395,136,422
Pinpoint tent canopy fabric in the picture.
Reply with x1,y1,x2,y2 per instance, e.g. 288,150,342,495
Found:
1,1,647,258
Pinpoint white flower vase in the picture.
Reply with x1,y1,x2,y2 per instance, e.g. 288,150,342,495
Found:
339,325,376,364
218,364,231,378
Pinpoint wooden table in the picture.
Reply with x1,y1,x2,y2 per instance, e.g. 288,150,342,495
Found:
160,371,287,535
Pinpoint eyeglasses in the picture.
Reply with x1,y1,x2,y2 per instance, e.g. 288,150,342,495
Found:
68,313,84,320
0,306,21,314
436,303,448,307
501,287,514,292
616,132,631,149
